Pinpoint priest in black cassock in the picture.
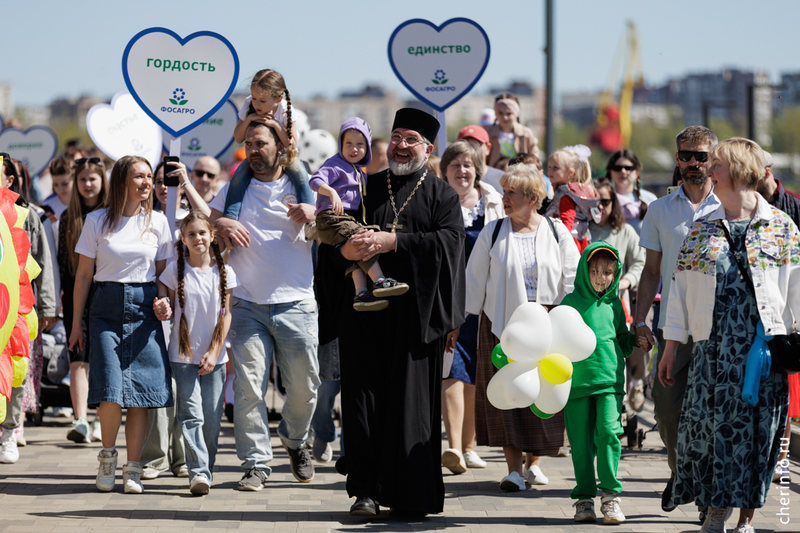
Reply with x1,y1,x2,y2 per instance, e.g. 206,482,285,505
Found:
319,108,465,518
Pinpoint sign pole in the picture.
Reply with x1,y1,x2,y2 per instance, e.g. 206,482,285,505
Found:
435,110,447,156
166,136,182,230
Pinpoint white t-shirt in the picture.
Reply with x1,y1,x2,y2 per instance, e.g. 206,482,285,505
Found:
209,177,314,304
75,209,173,283
42,194,68,218
238,96,290,129
159,262,238,365
513,230,538,301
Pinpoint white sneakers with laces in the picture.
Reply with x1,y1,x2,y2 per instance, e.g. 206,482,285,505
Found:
122,462,144,494
600,493,626,524
0,429,19,463
573,498,596,522
96,449,118,492
700,506,733,533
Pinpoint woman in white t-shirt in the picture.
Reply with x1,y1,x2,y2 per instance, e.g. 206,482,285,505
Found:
69,155,173,495
155,211,237,495
605,150,657,235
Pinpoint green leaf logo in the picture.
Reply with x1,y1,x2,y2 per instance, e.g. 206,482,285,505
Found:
179,100,188,106
169,98,178,105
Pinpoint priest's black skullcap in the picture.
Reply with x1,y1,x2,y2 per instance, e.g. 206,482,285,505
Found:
392,108,440,144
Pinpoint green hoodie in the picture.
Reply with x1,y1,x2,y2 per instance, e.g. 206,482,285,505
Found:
560,240,636,399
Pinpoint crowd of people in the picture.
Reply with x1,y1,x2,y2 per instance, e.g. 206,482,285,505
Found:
0,69,798,533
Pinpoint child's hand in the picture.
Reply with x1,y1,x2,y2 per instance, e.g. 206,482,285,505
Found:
198,351,219,375
331,191,344,216
153,297,172,321
251,113,280,131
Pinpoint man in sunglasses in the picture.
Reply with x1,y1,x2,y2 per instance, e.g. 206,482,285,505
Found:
189,156,221,203
634,125,721,515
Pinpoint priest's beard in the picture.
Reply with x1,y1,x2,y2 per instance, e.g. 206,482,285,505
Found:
389,152,427,176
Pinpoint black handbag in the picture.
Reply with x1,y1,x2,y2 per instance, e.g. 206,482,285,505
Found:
720,223,800,375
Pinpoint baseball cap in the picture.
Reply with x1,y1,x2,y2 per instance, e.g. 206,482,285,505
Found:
457,125,490,145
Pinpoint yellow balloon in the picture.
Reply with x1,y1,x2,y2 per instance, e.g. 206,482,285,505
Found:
507,358,515,363
24,310,38,340
0,395,6,424
540,353,573,385
11,355,29,388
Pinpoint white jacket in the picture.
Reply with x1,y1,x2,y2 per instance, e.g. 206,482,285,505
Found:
479,181,505,224
466,216,580,338
664,193,800,343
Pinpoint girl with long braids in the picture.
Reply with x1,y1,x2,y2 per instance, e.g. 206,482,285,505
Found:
224,68,313,220
155,211,238,495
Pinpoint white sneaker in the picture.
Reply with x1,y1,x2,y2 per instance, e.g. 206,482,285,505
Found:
463,450,487,468
524,464,549,485
0,429,19,463
441,448,467,474
700,506,733,533
67,417,91,443
141,466,162,480
190,474,211,495
14,426,25,447
601,493,626,524
53,407,73,418
573,498,596,522
733,517,754,533
123,463,144,494
90,418,102,442
499,471,526,492
96,450,118,491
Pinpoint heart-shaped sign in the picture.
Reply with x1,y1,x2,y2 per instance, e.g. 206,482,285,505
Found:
122,27,239,138
161,99,238,171
0,126,58,177
87,92,163,170
388,18,490,112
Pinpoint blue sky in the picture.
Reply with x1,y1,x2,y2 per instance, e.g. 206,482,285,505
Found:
3,0,798,108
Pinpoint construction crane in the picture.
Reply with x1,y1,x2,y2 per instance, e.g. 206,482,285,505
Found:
591,20,644,153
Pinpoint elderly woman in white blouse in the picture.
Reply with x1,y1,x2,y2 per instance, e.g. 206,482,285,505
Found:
466,164,580,491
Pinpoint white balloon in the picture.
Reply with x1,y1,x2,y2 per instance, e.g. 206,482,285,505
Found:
486,373,515,410
548,305,597,362
299,128,337,173
292,107,311,141
489,362,541,409
499,303,552,362
534,376,572,415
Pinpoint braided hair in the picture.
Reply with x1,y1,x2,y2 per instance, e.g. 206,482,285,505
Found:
175,211,228,362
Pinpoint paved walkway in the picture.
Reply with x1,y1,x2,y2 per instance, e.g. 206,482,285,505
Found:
1,399,798,532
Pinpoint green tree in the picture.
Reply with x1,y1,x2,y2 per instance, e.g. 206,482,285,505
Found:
771,107,800,154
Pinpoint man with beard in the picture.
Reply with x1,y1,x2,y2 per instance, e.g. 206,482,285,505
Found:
323,108,465,517
209,122,320,490
634,126,720,514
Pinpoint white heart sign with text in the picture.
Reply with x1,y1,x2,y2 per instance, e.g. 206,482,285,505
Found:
87,92,163,169
122,27,239,138
0,126,58,177
161,99,238,171
388,18,490,112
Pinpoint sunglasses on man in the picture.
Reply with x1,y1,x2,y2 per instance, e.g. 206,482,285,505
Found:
193,169,217,179
677,150,709,163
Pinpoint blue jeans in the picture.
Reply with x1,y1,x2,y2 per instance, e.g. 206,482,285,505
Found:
311,339,342,449
229,297,320,473
223,159,313,219
171,363,225,482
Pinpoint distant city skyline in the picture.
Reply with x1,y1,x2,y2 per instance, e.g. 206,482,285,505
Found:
2,0,799,111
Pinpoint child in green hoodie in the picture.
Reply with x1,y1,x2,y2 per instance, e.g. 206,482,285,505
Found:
560,241,636,525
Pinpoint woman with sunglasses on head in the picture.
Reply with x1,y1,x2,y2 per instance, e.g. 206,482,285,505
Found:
605,150,657,235
590,178,648,412
0,156,58,465
59,157,109,444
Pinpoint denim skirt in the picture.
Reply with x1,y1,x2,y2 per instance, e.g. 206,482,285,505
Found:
87,282,173,408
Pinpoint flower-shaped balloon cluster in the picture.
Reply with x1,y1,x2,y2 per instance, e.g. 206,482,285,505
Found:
487,302,596,418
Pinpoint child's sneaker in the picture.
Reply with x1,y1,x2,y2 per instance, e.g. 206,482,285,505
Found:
601,493,626,524
91,418,102,442
96,449,118,492
372,278,409,298
353,291,388,312
123,463,144,494
67,417,91,443
190,474,211,495
573,498,596,522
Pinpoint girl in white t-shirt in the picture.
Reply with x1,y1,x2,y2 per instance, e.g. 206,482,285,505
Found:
70,155,174,495
155,211,237,495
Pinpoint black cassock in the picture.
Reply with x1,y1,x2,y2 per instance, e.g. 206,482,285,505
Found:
317,166,465,513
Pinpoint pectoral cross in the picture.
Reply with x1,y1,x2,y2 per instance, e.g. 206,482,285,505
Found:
386,219,403,233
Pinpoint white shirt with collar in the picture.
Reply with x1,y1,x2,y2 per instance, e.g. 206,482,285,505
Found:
639,184,720,330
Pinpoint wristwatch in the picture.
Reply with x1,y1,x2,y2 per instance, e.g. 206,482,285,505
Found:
634,321,647,329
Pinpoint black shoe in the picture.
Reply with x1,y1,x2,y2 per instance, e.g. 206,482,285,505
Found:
389,507,427,520
285,443,314,482
353,291,388,311
237,467,268,491
661,473,677,512
350,496,378,516
372,278,409,297
335,455,348,476
224,403,234,424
